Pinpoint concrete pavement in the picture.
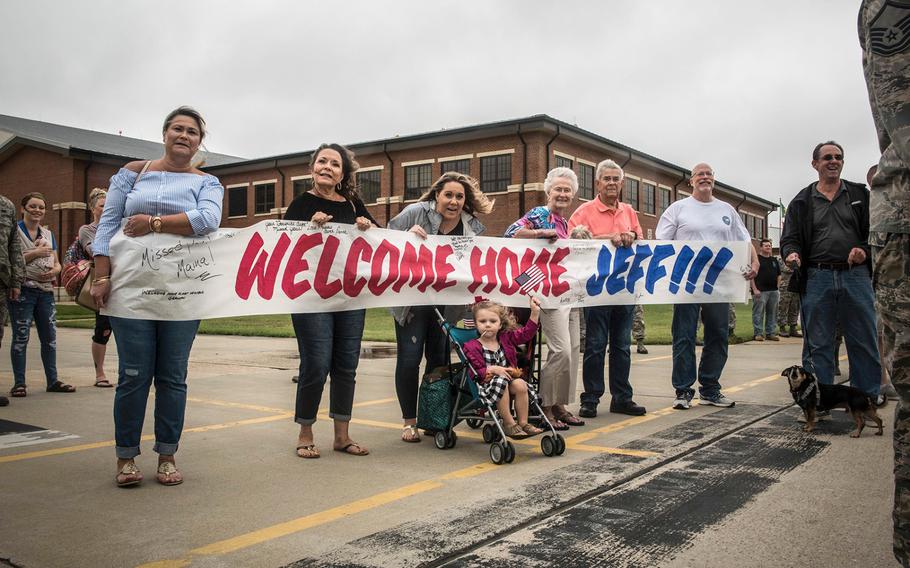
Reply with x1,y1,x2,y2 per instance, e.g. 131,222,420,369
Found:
0,327,898,567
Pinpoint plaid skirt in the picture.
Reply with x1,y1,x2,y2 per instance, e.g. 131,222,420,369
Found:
476,346,511,407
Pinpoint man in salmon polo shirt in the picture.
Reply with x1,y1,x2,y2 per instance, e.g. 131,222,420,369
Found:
569,158,646,418
656,163,759,410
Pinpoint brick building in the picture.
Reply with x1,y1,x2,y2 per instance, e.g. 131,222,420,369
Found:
0,113,773,254
207,115,773,240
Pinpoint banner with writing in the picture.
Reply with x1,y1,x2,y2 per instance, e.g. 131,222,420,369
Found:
103,220,750,320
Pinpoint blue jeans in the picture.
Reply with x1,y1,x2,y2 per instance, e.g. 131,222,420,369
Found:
394,306,448,420
109,317,200,459
751,290,780,336
581,305,634,406
8,287,57,387
671,302,729,400
292,309,365,425
800,265,880,394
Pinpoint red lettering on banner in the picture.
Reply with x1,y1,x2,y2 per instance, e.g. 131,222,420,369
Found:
369,240,400,295
497,248,520,295
549,247,570,296
235,232,291,300
468,247,498,294
313,235,343,299
343,237,373,297
432,245,456,292
281,233,323,299
395,243,436,293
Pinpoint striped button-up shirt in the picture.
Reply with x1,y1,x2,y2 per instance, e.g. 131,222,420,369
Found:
93,167,224,257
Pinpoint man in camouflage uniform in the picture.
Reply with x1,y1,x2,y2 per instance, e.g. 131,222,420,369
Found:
860,1,910,564
0,195,25,407
632,304,647,354
777,254,802,337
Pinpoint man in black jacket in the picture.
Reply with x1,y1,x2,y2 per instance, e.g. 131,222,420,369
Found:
780,141,881,397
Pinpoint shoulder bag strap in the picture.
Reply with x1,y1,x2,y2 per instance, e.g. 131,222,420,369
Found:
131,160,152,191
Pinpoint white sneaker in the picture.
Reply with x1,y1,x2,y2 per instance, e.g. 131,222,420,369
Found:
699,394,735,408
673,396,691,410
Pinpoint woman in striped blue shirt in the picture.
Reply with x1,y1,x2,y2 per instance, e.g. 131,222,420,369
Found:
92,107,224,488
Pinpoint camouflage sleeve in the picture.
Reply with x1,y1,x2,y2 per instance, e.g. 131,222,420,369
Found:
8,215,24,288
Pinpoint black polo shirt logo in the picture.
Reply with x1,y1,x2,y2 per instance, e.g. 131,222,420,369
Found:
870,1,910,56
722,215,731,226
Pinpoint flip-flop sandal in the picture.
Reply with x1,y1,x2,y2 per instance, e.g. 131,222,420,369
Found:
334,442,369,456
557,413,585,427
10,385,26,398
156,461,183,486
116,461,143,487
401,425,421,443
548,419,570,431
46,381,75,393
296,444,320,459
94,379,113,388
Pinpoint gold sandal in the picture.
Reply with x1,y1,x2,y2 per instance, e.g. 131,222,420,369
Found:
401,425,421,443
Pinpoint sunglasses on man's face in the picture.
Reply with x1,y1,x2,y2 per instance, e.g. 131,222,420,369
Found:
820,154,843,162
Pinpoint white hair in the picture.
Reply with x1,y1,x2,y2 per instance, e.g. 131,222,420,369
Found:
595,158,624,180
543,167,578,196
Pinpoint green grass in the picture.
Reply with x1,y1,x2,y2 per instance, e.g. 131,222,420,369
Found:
56,303,758,344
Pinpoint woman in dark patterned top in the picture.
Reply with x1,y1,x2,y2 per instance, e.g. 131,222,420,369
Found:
284,143,378,459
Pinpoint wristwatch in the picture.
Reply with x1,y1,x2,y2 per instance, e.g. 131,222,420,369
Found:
150,216,163,233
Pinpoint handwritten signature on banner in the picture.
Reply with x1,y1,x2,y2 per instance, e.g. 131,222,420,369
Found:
104,220,749,320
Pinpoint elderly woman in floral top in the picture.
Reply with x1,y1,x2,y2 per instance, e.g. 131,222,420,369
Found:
503,167,584,430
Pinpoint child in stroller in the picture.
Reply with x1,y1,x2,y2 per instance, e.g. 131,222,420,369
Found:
462,296,545,439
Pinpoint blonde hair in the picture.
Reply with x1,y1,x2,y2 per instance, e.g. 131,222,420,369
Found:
471,300,517,332
88,187,107,209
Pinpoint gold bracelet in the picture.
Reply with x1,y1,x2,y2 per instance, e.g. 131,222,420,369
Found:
93,276,111,284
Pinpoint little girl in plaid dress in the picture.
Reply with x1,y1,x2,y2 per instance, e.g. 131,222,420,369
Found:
463,296,545,439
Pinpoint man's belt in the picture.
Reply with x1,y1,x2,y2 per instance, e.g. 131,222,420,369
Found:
807,261,852,271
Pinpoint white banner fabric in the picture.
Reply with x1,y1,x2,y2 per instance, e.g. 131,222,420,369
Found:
103,220,751,320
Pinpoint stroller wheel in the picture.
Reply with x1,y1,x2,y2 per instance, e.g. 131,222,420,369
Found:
541,435,556,457
482,424,496,443
434,431,448,450
466,418,483,429
490,442,506,465
555,434,566,455
504,441,515,463
446,431,458,449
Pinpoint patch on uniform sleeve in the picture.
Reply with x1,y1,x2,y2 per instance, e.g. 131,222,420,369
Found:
869,1,910,56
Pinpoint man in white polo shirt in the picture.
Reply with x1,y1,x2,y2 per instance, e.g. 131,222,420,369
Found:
656,163,758,410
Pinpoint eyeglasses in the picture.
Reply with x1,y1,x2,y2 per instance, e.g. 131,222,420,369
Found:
820,154,843,162
599,176,622,183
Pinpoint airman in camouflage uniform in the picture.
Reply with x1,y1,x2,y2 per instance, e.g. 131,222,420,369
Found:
632,305,647,354
860,2,910,564
0,195,25,407
777,256,802,337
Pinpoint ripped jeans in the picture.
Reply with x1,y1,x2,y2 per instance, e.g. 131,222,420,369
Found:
8,286,57,388
109,317,200,459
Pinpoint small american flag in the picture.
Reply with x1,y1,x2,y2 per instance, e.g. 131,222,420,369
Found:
515,265,545,295
462,317,475,329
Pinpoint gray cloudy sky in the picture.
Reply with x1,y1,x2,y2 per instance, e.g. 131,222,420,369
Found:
1,0,877,227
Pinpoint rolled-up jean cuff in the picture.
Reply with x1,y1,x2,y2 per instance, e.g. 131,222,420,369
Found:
295,417,318,426
328,412,351,422
153,441,179,456
115,445,141,459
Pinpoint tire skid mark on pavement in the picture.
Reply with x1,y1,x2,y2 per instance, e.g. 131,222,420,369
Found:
441,414,829,568
283,405,781,568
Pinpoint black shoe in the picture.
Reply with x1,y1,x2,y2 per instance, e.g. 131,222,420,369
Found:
0,395,8,407
636,342,648,354
610,399,646,416
789,326,802,338
578,404,597,418
779,327,789,338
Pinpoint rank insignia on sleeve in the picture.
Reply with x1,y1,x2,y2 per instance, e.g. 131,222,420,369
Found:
870,1,910,56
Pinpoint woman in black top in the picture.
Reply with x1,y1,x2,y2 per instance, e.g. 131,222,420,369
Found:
284,143,378,459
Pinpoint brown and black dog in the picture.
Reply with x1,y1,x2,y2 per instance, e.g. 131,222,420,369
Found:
782,364,883,438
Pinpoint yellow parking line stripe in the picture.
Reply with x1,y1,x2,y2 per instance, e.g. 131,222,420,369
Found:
570,445,659,457
633,355,672,363
186,397,287,414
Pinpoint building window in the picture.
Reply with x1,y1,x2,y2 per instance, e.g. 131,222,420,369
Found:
480,154,511,193
677,191,690,202
555,155,573,170
292,178,312,199
658,187,671,215
254,183,275,214
404,164,433,200
623,178,640,210
228,186,247,217
578,163,594,200
440,159,470,175
642,183,656,215
357,170,381,203
740,211,748,225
